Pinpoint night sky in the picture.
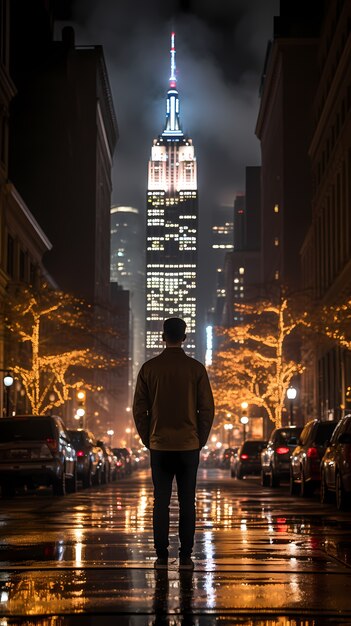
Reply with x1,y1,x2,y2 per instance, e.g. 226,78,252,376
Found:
57,0,279,314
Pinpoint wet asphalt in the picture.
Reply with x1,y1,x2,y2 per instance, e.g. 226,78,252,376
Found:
0,467,351,625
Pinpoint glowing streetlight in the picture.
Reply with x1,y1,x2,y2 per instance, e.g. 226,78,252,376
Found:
2,371,14,417
287,386,297,425
240,402,249,441
107,429,114,447
224,422,234,446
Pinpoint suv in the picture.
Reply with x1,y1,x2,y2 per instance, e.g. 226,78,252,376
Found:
68,429,103,488
261,426,302,487
231,439,267,479
0,415,77,498
321,414,351,510
290,419,338,497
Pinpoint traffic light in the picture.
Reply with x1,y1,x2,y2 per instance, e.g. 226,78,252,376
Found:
76,389,86,418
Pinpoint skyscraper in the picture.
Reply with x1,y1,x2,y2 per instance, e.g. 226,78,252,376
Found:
146,33,198,359
110,205,145,387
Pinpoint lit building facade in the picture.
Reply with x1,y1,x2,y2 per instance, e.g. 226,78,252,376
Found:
211,205,234,325
110,205,145,387
146,33,198,358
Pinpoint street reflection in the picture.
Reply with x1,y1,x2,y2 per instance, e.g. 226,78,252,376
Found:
0,472,350,620
0,617,347,626
151,569,195,626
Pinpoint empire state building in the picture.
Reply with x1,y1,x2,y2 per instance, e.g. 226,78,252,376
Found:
146,33,198,359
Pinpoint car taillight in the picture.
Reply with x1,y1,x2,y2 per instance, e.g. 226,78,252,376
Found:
307,446,318,459
76,450,85,457
46,438,58,452
241,453,249,460
276,446,290,455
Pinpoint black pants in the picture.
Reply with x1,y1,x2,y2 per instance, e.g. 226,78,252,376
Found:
150,449,200,558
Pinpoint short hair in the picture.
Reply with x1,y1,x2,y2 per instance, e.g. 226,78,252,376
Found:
163,317,186,342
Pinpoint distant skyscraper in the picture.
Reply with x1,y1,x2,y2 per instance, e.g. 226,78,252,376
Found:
146,33,198,358
211,205,234,324
110,205,145,387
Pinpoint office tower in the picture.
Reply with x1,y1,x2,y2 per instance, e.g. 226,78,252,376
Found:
110,205,145,387
222,168,261,327
211,205,234,325
256,3,321,293
146,33,198,359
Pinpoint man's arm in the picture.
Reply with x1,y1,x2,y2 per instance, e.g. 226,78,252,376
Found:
197,368,215,448
133,367,151,448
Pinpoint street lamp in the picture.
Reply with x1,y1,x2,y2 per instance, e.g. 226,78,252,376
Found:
2,371,14,417
107,429,114,447
224,422,233,447
287,386,297,425
240,401,249,441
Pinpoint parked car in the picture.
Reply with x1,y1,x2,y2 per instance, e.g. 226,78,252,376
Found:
68,429,103,488
231,440,267,479
221,447,238,469
201,449,221,468
321,414,351,510
0,415,77,498
111,448,127,478
96,440,114,483
113,447,133,475
290,419,338,497
261,426,302,487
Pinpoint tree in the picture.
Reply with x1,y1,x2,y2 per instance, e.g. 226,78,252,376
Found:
4,284,119,415
210,298,305,428
312,299,351,351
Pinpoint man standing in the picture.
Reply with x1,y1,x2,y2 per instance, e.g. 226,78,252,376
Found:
133,317,214,570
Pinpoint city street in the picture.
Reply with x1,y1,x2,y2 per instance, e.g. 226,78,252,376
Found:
0,468,351,624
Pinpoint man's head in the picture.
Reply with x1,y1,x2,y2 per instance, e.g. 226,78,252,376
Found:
163,317,186,346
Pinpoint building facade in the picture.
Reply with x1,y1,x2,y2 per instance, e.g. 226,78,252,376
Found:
8,12,123,436
255,4,321,296
0,0,55,416
110,205,145,388
146,33,198,359
211,204,234,326
301,0,351,420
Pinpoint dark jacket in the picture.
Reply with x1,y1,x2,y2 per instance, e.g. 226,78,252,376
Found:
133,347,214,451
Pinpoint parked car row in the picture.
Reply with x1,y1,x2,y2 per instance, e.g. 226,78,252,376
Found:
0,414,138,499
228,416,351,511
262,417,351,511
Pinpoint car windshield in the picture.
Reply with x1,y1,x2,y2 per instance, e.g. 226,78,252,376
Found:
0,419,55,442
67,431,85,446
315,422,337,444
243,441,266,454
276,429,302,445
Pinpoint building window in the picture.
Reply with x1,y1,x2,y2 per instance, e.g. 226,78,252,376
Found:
6,233,14,277
19,249,26,281
274,204,279,213
29,262,37,286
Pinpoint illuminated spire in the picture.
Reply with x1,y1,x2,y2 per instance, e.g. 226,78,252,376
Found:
169,31,176,88
163,32,183,136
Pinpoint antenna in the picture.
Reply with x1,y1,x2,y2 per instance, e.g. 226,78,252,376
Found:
169,31,177,88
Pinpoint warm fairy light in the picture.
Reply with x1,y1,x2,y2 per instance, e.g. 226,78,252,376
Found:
209,297,305,429
5,284,118,415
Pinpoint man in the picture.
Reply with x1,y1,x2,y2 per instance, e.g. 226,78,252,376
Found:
133,317,214,570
